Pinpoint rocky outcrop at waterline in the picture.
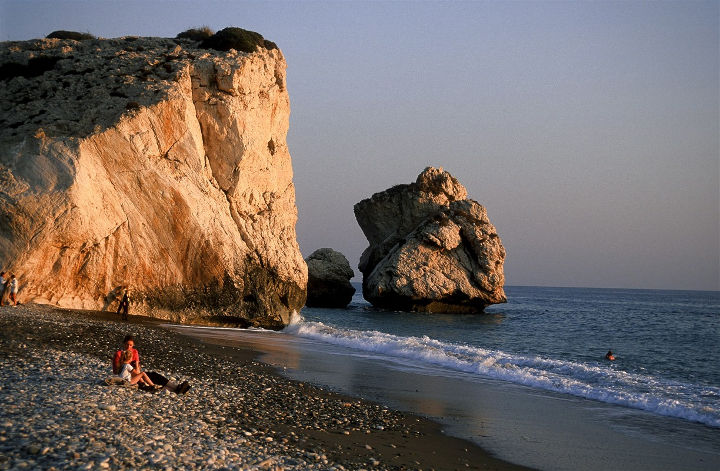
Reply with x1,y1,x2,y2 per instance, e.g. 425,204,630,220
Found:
354,167,506,313
305,248,356,308
0,32,307,329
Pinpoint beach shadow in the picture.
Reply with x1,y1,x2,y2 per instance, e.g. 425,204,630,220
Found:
101,286,124,312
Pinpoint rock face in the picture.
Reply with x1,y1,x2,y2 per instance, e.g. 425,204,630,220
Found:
0,35,307,329
305,248,356,308
354,167,505,313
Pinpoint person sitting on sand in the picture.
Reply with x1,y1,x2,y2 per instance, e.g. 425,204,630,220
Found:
605,350,615,361
119,349,159,388
113,335,140,375
113,335,191,394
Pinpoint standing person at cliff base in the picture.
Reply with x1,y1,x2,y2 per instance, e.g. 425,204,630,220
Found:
8,274,18,306
116,287,130,321
0,272,6,306
112,335,191,394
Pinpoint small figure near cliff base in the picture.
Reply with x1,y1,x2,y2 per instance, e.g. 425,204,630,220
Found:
0,272,7,305
117,288,129,321
8,274,18,306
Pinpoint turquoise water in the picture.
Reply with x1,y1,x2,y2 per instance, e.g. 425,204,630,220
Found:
287,285,720,428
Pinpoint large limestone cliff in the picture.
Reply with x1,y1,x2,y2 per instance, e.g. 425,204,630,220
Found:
0,36,307,329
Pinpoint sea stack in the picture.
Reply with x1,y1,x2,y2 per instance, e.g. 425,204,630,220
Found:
0,31,307,329
305,248,356,308
354,167,506,313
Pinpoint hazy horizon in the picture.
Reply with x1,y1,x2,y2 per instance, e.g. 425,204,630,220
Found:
2,0,718,291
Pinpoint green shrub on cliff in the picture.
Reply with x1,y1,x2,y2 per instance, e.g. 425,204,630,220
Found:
176,26,214,41
200,27,277,53
46,30,95,41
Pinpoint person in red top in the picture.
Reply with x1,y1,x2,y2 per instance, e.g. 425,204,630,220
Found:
112,334,191,394
113,335,140,374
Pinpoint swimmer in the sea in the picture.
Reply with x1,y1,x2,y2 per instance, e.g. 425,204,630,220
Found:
605,350,615,361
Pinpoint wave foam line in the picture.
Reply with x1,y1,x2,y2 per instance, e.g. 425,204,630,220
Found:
284,316,720,428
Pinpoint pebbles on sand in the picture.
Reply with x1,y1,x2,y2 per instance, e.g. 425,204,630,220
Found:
0,306,396,470
0,305,521,471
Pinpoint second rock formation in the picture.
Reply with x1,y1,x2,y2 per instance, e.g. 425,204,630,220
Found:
354,167,506,313
305,248,356,308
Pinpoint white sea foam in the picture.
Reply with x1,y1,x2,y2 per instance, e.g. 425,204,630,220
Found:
283,315,720,428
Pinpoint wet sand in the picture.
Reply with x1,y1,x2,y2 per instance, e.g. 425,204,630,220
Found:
0,304,530,470
173,324,720,471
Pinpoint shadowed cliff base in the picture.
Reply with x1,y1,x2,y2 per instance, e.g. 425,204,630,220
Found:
135,269,306,330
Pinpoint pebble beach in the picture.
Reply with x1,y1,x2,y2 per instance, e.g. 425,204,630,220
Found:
0,304,527,471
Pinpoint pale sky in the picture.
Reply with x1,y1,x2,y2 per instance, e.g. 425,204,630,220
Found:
2,0,718,291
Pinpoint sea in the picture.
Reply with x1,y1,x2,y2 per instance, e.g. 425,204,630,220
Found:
174,284,720,470
291,285,720,428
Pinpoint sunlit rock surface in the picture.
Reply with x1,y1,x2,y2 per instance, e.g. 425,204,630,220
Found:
354,167,505,313
0,36,307,328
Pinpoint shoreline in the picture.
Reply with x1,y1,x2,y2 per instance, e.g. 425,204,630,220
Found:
0,304,530,470
171,315,720,471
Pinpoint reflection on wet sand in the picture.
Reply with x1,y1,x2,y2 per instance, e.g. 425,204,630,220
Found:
171,326,304,370
170,325,481,421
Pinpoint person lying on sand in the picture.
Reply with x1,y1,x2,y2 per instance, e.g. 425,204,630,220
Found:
112,335,191,394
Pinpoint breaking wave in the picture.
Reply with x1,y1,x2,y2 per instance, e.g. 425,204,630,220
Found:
284,315,720,428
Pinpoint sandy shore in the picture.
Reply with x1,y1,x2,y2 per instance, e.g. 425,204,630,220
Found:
0,304,530,470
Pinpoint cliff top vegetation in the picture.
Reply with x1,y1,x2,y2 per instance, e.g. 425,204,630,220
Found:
177,26,277,53
176,26,213,42
46,30,95,41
